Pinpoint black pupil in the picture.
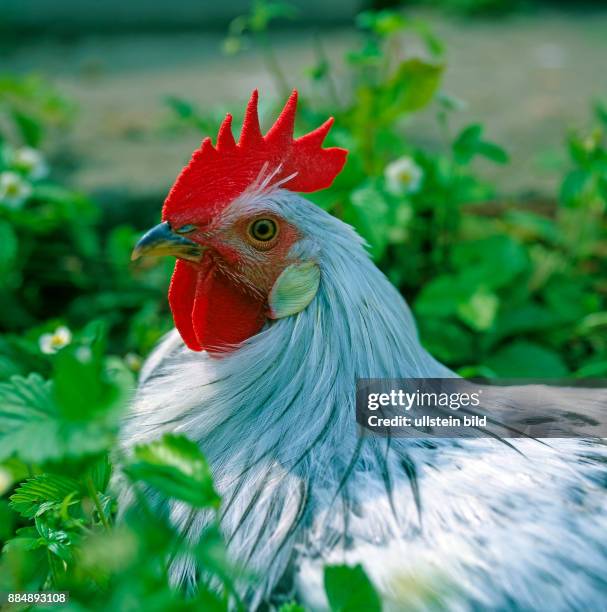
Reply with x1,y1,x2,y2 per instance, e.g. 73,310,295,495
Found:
253,220,274,240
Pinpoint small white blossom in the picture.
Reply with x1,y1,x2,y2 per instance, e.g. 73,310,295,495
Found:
0,171,32,209
13,147,49,180
384,156,423,196
39,326,72,354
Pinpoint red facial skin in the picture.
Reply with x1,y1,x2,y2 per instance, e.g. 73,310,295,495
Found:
167,212,299,354
158,90,347,352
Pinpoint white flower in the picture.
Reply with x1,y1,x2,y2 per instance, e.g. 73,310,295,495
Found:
384,156,423,196
39,326,72,354
0,171,32,209
12,147,49,180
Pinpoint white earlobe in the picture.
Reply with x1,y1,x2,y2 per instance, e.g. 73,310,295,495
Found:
268,262,320,319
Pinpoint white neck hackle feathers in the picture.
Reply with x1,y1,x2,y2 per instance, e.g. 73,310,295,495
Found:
119,191,607,610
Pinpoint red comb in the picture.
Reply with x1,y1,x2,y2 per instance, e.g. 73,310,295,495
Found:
162,90,347,225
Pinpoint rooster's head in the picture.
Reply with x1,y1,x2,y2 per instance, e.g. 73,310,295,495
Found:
132,90,347,354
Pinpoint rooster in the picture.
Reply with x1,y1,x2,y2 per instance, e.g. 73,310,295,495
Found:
122,90,607,610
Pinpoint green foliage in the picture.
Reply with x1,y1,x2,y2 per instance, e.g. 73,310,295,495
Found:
0,138,173,374
1,5,607,609
0,324,381,608
0,74,74,147
214,6,604,379
236,9,598,379
224,0,298,96
420,0,525,16
0,329,131,466
324,564,382,611
125,435,220,509
453,124,509,165
484,341,569,378
279,603,307,612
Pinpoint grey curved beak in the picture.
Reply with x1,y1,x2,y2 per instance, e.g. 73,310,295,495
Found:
131,221,203,262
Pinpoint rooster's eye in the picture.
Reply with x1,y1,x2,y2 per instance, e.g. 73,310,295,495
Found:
249,218,278,243
176,224,196,234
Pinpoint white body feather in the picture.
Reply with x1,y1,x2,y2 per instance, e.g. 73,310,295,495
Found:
119,192,607,610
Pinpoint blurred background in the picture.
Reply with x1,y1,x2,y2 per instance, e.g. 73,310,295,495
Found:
1,0,607,380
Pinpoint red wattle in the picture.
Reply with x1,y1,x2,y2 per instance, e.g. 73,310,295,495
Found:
168,259,266,354
168,260,201,351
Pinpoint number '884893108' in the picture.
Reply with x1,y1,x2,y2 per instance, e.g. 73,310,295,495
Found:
2,592,69,605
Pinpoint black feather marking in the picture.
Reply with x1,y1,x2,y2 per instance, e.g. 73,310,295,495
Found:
268,479,310,567
373,438,399,522
225,467,274,546
220,436,284,520
329,436,365,508
400,455,423,528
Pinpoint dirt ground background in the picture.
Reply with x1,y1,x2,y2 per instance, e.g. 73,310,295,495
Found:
5,7,607,210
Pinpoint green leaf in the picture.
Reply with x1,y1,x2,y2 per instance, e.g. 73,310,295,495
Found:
457,365,498,378
574,360,607,378
194,585,229,611
346,39,383,67
476,141,509,164
9,474,80,519
412,19,445,57
0,221,18,284
90,454,112,493
456,287,499,331
278,603,306,612
0,499,16,540
78,526,138,577
385,59,444,115
10,109,43,147
0,374,62,463
505,211,560,244
453,124,482,164
3,526,45,553
356,10,409,36
249,0,298,32
543,277,598,323
164,96,212,132
452,235,528,290
125,434,220,509
417,319,476,365
324,564,382,612
34,517,73,563
347,183,390,260
576,312,607,336
453,124,508,165
53,342,121,422
595,100,607,126
414,274,478,318
491,303,563,341
485,341,569,378
0,368,124,463
560,169,590,207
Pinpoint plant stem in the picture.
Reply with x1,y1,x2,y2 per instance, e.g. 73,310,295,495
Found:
258,31,289,98
86,474,110,530
47,550,58,585
314,32,341,108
